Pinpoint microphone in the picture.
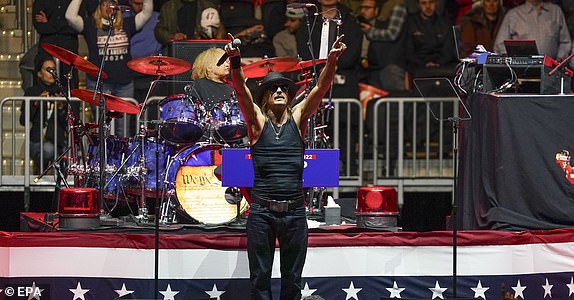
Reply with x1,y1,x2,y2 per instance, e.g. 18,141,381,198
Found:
216,38,242,66
46,67,57,76
183,84,193,94
287,3,316,9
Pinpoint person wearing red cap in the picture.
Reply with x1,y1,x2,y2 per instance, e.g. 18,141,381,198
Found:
224,34,346,300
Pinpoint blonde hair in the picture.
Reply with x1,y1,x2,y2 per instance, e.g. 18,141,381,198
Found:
93,1,123,30
191,48,225,80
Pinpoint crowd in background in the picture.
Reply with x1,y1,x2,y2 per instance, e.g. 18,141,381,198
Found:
26,0,574,100
20,0,574,168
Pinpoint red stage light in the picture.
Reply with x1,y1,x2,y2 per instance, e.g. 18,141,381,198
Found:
59,188,100,228
355,186,399,230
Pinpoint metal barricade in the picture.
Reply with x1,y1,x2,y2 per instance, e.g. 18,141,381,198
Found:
371,97,459,205
0,96,139,191
1,96,364,198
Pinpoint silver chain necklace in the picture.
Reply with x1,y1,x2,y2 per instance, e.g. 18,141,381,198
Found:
269,119,283,141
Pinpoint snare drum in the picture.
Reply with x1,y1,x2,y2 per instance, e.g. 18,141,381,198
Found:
210,97,247,141
159,94,205,144
163,144,247,225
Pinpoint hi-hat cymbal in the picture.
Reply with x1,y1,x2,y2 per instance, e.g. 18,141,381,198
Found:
71,89,140,115
127,56,192,76
243,57,299,78
41,43,107,78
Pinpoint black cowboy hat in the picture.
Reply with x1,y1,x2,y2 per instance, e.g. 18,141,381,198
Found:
252,72,297,106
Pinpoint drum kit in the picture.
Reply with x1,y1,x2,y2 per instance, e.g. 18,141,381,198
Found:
39,43,333,226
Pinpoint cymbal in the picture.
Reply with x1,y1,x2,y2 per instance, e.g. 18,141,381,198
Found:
298,59,327,70
41,43,107,78
127,56,192,76
286,59,327,73
243,57,299,78
71,89,140,115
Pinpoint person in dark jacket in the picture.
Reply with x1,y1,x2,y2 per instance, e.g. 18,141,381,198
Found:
460,0,505,56
19,58,68,173
405,0,458,78
33,0,84,88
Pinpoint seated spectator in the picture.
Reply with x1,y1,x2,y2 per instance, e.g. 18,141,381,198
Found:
273,6,305,58
154,0,221,46
405,0,458,78
460,0,505,56
19,58,68,173
359,0,409,92
494,0,571,60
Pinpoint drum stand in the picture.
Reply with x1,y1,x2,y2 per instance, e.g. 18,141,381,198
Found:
225,187,245,226
305,104,333,216
136,125,150,222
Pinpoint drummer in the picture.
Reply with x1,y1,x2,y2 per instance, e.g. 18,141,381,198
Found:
188,47,245,144
189,47,234,109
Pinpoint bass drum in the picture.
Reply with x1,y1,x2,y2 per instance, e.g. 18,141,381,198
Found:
165,144,247,225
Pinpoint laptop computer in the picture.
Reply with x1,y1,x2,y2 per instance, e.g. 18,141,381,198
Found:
504,39,539,56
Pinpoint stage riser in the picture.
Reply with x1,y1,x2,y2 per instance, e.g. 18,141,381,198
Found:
3,230,574,300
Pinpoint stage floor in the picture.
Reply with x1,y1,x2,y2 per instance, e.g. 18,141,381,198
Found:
3,213,574,299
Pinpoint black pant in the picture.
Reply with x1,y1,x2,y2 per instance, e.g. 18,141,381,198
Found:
247,203,308,300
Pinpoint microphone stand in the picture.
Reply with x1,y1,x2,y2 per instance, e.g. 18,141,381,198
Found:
34,67,87,209
93,9,118,219
410,78,473,300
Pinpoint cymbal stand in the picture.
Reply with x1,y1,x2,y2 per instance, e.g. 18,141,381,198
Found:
137,75,163,122
92,11,118,217
297,64,331,215
137,125,149,221
160,151,177,224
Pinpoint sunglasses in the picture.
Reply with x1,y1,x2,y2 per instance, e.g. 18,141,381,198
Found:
271,84,289,91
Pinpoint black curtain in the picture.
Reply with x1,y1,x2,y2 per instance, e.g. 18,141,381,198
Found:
458,93,574,231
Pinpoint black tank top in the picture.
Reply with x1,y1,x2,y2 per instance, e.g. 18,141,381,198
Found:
251,116,304,202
